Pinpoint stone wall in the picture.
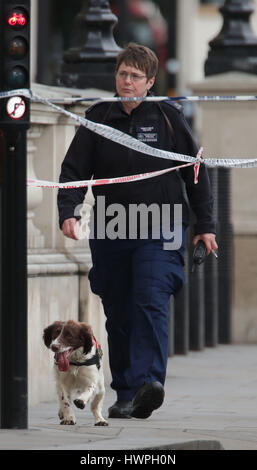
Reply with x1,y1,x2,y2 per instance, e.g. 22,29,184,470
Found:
27,84,111,406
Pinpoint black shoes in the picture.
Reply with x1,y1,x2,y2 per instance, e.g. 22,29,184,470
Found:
108,400,133,419
131,381,165,419
109,382,165,420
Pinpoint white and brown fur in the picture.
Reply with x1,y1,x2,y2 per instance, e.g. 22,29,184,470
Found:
43,320,108,426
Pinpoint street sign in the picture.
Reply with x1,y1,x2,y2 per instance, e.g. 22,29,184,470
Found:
6,96,26,120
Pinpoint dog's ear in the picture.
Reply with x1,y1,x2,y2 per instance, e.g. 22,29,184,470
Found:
79,323,93,354
43,321,63,348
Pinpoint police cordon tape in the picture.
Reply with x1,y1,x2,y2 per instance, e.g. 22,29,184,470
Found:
27,161,197,189
3,88,257,103
1,88,257,191
52,94,257,103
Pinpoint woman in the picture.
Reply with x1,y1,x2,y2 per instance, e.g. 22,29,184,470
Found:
58,43,217,419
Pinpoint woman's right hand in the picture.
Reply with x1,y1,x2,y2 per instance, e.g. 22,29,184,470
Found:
61,218,80,240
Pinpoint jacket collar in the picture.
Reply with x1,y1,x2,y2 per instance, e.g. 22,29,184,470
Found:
108,91,155,120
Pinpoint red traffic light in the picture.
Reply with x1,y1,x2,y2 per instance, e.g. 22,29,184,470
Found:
8,12,27,27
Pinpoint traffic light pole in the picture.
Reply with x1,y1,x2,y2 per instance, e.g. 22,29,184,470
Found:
0,129,28,428
0,0,30,429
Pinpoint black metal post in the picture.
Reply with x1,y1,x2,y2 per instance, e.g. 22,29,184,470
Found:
218,169,233,343
58,0,121,90
1,130,28,428
189,225,205,351
174,230,190,354
0,0,30,429
205,0,257,76
204,168,219,346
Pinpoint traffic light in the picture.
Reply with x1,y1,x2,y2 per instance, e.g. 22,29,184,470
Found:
0,0,30,130
0,0,30,430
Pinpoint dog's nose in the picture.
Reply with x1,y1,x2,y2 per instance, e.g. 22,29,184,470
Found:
51,343,60,352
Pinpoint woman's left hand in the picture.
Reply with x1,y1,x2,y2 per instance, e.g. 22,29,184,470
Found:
193,233,218,256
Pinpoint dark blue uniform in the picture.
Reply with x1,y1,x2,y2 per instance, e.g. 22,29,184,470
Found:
58,99,215,401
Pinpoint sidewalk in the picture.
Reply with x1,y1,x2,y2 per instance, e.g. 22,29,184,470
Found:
1,344,257,450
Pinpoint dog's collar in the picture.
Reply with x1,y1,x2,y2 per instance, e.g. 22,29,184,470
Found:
69,337,103,370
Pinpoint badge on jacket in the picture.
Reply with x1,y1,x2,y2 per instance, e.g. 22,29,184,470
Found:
136,125,158,143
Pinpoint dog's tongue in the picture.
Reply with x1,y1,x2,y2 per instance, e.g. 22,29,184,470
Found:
55,351,72,372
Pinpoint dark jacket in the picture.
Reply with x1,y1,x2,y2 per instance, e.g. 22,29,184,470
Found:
57,99,216,235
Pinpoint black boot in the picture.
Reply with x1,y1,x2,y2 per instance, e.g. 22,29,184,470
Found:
108,400,133,419
131,382,165,419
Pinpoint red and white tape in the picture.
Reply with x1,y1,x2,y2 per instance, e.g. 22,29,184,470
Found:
27,161,195,189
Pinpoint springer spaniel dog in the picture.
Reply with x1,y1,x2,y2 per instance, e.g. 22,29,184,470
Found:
43,320,108,426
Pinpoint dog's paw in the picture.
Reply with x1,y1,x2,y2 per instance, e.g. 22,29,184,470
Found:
74,399,85,409
95,420,108,426
60,419,76,425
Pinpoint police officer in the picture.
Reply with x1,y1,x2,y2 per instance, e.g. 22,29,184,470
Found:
58,43,218,419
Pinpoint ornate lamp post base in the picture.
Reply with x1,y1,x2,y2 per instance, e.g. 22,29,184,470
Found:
58,0,121,90
205,0,257,76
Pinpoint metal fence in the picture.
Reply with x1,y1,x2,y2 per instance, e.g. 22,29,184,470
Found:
169,168,232,355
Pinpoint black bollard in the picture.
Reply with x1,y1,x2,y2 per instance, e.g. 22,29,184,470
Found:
218,168,233,343
174,230,190,355
204,168,219,347
188,224,205,351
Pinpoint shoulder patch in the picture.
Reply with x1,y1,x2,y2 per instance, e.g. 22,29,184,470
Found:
162,100,183,113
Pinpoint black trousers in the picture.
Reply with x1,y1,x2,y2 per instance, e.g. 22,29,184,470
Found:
89,232,185,401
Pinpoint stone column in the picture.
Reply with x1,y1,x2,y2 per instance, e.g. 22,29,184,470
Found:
177,0,198,94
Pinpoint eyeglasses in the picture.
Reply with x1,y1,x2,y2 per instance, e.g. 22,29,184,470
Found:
117,71,147,82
